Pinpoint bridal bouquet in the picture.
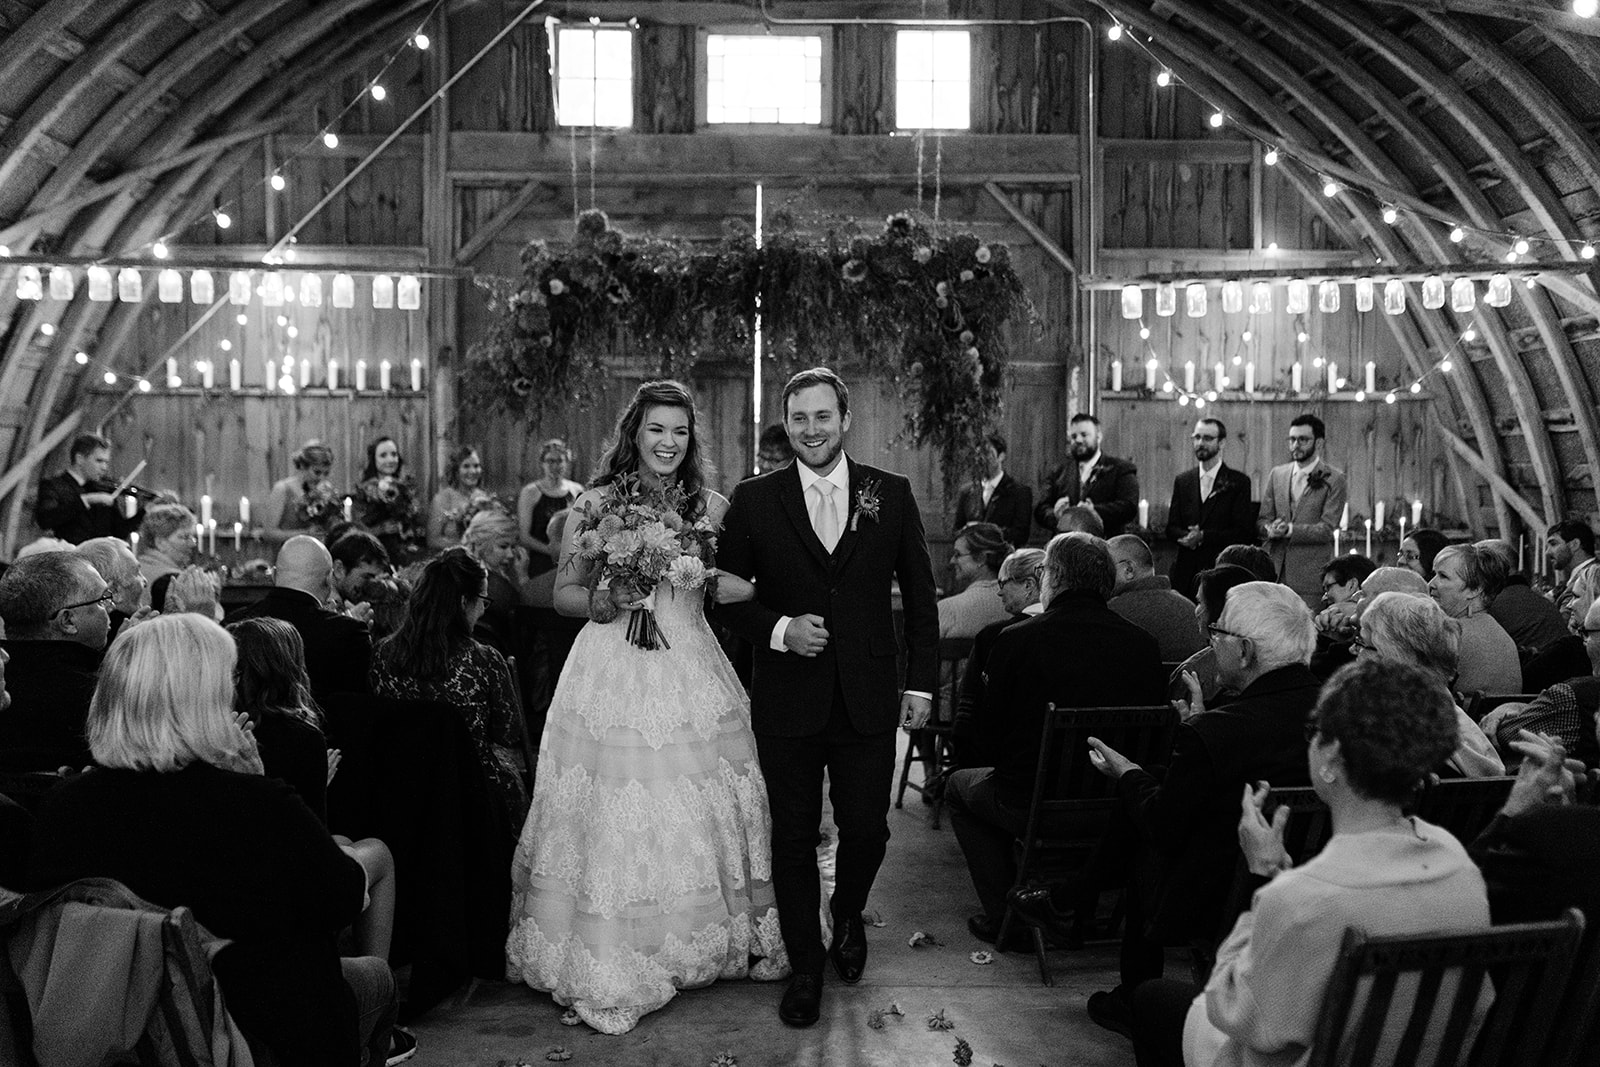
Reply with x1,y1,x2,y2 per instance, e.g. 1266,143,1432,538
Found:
569,475,718,650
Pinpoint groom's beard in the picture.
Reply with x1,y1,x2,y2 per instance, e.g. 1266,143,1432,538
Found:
794,437,844,472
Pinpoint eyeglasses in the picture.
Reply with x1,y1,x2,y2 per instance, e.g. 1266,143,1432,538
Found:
1191,434,1219,443
1578,627,1600,639
1206,623,1247,643
58,590,114,614
998,576,1031,588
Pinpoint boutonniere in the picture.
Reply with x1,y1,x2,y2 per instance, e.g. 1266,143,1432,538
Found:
852,479,883,531
1305,468,1330,491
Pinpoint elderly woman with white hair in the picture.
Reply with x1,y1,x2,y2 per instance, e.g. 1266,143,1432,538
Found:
25,613,397,1067
1355,590,1503,776
135,502,197,605
459,506,539,655
1428,543,1523,696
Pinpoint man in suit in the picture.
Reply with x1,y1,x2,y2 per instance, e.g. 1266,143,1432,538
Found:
1034,413,1140,538
1164,417,1256,600
33,433,142,545
225,535,373,700
952,432,1033,549
944,533,1164,945
1256,413,1347,607
717,367,938,1028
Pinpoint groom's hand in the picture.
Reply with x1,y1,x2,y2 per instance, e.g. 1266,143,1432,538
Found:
901,693,932,730
784,614,829,657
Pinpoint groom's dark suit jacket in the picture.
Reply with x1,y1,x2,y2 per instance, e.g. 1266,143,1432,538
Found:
716,457,939,737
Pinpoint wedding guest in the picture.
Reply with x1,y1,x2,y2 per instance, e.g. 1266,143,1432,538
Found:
261,440,337,545
0,552,110,773
15,537,73,558
25,614,397,1067
1108,534,1204,662
163,566,224,621
1524,566,1597,692
1055,505,1105,537
328,529,393,621
1397,526,1450,582
952,433,1032,550
1309,554,1377,679
33,432,141,545
428,445,492,551
1428,542,1522,695
938,523,1014,639
135,503,197,604
370,548,528,828
1165,564,1258,706
1546,518,1596,617
1354,591,1503,777
517,439,584,578
755,423,794,475
225,536,373,701
460,507,539,656
1034,414,1139,537
953,548,1044,771
1131,658,1487,1067
1479,539,1569,653
1214,544,1278,582
356,436,423,565
1478,597,1600,767
75,536,148,642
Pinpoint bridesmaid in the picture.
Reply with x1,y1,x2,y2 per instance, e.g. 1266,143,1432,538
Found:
516,439,584,578
260,440,337,545
428,445,492,551
356,436,424,565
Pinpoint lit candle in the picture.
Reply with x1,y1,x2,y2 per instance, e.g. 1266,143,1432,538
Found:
1333,529,1341,558
265,360,276,392
1111,360,1122,392
207,518,217,557
1184,361,1195,392
229,359,241,391
1365,360,1376,394
410,358,423,392
328,359,339,391
239,496,250,525
167,358,178,385
234,521,243,552
1144,359,1157,391
1365,518,1373,559
1397,516,1407,554
1214,361,1226,391
199,494,212,525
1518,533,1525,573
379,360,392,391
201,360,215,390
1412,499,1423,526
300,358,311,388
343,496,353,523
122,494,137,519
194,522,204,546
355,360,367,391
129,531,139,553
1328,360,1339,394
1375,501,1385,530
1138,498,1150,528
1291,361,1303,393
1339,503,1350,530
1244,361,1255,393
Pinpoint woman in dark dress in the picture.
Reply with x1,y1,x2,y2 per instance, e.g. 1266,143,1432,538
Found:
517,438,584,579
26,614,396,1067
356,436,424,565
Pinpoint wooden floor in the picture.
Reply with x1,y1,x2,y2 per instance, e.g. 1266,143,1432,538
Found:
407,735,1140,1066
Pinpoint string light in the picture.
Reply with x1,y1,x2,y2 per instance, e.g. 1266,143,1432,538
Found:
1322,179,1339,198
1584,244,1596,260
214,211,231,230
102,371,116,385
323,132,340,149
1263,148,1278,166
369,84,387,101
1156,69,1172,87
413,32,431,49
1382,205,1399,225
1513,237,1530,255
74,352,88,365
1576,0,1598,17
38,323,54,337
1208,110,1224,128
270,173,286,191
152,241,169,259
1449,225,1465,243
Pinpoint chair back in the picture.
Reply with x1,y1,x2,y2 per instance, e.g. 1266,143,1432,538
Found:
932,637,975,726
1023,703,1177,822
1307,909,1584,1067
1461,693,1537,724
1409,777,1516,845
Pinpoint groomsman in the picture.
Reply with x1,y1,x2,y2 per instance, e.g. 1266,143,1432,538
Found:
1033,414,1140,538
1257,414,1347,606
1164,417,1255,599
951,432,1032,549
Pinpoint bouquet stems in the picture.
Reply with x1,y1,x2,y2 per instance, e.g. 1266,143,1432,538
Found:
626,607,670,650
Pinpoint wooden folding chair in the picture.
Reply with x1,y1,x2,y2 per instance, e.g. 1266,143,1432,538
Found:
997,702,1178,984
1461,693,1537,724
1211,786,1332,951
1308,909,1584,1067
1410,777,1516,846
895,636,973,829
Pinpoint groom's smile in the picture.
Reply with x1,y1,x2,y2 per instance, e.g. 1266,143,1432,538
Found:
785,383,851,473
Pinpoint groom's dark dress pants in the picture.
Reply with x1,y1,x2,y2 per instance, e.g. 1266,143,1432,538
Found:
756,677,897,977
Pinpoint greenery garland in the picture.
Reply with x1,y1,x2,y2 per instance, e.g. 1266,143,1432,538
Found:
465,207,1034,490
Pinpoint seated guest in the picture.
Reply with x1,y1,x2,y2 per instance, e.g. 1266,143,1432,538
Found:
1479,597,1600,767
1397,526,1450,581
1309,554,1377,679
1107,534,1204,662
76,536,149,642
938,523,1014,640
1131,659,1489,1067
1053,504,1105,538
225,536,373,701
164,566,223,620
952,548,1044,771
1214,544,1277,582
945,532,1164,945
25,614,397,1067
16,537,74,558
952,433,1033,550
135,503,198,605
1479,539,1569,654
1354,592,1503,776
1165,564,1258,706
370,549,529,829
328,528,393,622
460,506,539,656
1428,542,1523,695
1068,582,1322,1035
1524,566,1596,692
0,552,111,772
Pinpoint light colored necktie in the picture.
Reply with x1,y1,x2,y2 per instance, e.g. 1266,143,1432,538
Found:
811,481,841,552
1290,468,1306,506
1200,472,1213,502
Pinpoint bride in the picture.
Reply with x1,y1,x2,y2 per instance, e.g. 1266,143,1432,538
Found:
506,379,789,1033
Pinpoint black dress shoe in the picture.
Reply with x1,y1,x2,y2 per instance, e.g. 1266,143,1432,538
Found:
1086,987,1133,1039
779,973,822,1027
829,914,867,984
1006,886,1083,948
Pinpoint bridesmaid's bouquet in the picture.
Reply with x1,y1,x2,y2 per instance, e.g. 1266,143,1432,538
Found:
569,475,718,650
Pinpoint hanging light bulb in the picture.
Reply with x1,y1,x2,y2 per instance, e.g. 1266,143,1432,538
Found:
152,241,169,259
1221,279,1244,314
1576,0,1598,18
1584,243,1596,260
38,323,54,337
369,84,387,101
1120,285,1143,320
1449,224,1465,243
214,210,231,230
1209,110,1225,129
1107,22,1123,40
1462,327,1477,341
102,371,116,385
413,32,431,49
48,267,74,300
1322,179,1339,198
1382,205,1399,225
87,265,112,301
190,270,214,304
1138,326,1150,340
323,131,339,149
138,379,151,393
270,173,286,192
1440,359,1454,372
1156,69,1172,87
1514,237,1530,255
1485,273,1512,307
1411,381,1423,394
1505,250,1520,263
1385,392,1397,404
1263,147,1279,166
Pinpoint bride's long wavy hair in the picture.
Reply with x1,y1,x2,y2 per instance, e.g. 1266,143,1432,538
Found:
592,379,713,521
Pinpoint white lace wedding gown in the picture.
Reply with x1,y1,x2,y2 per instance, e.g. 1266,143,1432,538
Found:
506,581,789,1034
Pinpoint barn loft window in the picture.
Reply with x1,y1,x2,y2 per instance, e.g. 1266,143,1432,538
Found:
705,34,824,125
895,30,971,130
554,26,634,127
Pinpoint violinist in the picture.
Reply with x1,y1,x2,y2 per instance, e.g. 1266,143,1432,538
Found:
34,433,143,545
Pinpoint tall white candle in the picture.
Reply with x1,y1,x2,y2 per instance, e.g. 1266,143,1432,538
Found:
229,359,241,391
265,360,276,392
410,358,423,392
1333,529,1341,558
194,522,204,546
1412,499,1423,526
1291,361,1303,393
207,519,217,557
328,360,339,391
355,360,367,391
1138,498,1150,528
1184,361,1195,392
129,531,138,553
1375,501,1385,530
379,360,392,391
1339,503,1350,530
234,522,243,552
1365,361,1376,394
166,358,178,385
199,495,212,525
1214,361,1226,391
239,496,250,525
1244,361,1255,393
1111,360,1122,392
343,497,353,523
1145,359,1157,391
300,358,311,388
1328,360,1339,394
201,360,215,390
1365,518,1373,559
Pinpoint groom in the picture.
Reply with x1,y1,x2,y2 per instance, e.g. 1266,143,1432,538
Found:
717,367,938,1027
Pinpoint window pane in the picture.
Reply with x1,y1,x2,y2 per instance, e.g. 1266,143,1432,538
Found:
898,31,933,82
559,30,595,78
595,80,632,127
558,79,594,126
932,30,970,76
896,29,969,130
595,30,632,74
932,80,970,129
706,33,823,125
897,88,931,130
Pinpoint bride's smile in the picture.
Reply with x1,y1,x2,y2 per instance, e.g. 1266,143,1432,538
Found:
635,404,692,480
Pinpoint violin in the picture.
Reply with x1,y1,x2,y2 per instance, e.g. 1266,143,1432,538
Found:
87,478,161,502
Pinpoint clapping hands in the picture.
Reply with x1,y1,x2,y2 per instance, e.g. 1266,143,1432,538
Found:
1171,671,1206,722
1086,737,1138,779
1502,731,1587,818
223,712,265,776
1239,781,1292,877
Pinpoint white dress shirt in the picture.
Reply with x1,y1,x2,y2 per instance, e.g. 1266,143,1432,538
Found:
1198,457,1221,502
979,471,1003,508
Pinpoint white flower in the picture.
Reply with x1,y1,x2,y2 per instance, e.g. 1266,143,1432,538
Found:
666,555,707,589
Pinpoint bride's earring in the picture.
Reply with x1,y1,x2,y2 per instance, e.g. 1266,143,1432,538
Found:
1318,765,1337,784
